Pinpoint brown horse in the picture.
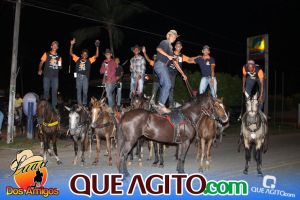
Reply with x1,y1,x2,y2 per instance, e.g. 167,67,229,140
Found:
196,98,228,172
116,94,228,176
37,100,62,165
90,97,115,166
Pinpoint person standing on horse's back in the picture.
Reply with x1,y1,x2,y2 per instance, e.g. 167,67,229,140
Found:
189,45,217,97
154,30,187,114
70,38,100,106
242,60,264,111
38,41,62,109
100,49,118,109
129,45,146,98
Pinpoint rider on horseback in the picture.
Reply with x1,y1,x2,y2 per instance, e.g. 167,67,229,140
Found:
242,60,264,111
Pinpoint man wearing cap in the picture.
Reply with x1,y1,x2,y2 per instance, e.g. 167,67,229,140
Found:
100,49,118,108
242,60,264,110
142,46,159,103
130,45,146,98
190,45,217,97
70,38,99,106
38,41,62,109
154,30,187,114
168,41,194,108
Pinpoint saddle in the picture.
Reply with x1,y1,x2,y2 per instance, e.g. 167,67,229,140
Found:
160,109,187,143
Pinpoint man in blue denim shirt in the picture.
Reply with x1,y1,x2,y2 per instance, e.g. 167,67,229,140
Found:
192,45,217,97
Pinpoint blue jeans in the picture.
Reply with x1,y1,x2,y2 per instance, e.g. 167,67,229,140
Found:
154,61,172,105
0,111,3,131
130,75,144,98
43,76,58,107
76,74,89,105
116,82,122,106
105,83,116,108
199,76,217,98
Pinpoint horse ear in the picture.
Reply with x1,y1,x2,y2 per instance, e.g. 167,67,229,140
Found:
91,97,95,104
100,98,106,104
253,93,258,100
76,105,82,112
64,106,71,111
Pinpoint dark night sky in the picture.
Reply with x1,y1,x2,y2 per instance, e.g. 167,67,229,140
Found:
0,0,299,99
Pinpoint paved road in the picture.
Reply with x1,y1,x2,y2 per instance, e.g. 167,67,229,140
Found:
1,131,299,199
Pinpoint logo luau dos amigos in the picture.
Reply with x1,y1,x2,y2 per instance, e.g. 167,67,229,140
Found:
6,149,59,197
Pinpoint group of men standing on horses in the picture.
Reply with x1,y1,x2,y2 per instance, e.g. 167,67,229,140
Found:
36,29,266,116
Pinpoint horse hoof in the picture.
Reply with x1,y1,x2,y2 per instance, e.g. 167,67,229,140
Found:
57,160,62,165
92,161,98,166
152,163,158,167
109,162,113,166
138,162,143,167
158,164,164,168
243,170,248,175
198,168,204,173
127,161,132,166
257,171,263,177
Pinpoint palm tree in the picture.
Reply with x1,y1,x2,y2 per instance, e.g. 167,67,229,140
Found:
70,0,145,55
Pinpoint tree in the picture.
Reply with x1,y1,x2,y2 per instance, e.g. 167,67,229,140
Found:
70,0,145,55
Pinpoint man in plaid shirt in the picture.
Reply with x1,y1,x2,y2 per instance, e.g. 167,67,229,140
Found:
130,45,146,98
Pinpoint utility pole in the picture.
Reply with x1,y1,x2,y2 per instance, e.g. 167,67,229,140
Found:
7,0,21,144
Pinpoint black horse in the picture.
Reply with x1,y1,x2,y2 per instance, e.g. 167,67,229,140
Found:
37,100,62,165
116,94,228,177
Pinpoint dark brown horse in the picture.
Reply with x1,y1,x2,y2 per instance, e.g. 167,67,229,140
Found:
116,94,228,176
37,100,62,165
90,97,115,166
196,98,228,172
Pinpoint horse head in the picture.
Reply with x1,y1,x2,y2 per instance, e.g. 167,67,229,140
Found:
245,93,259,117
131,95,144,109
212,97,229,123
65,104,83,135
90,97,106,128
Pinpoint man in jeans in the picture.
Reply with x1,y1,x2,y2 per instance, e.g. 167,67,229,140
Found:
70,38,99,106
168,41,194,108
38,41,62,109
100,49,118,108
130,45,146,98
114,57,124,110
190,45,217,97
154,30,187,114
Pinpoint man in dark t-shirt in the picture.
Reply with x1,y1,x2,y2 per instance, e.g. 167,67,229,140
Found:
70,38,99,106
191,45,217,97
154,30,187,114
38,41,62,108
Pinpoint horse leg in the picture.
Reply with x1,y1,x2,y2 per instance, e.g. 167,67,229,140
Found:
73,137,78,165
243,140,251,175
152,142,159,166
147,141,153,160
106,134,112,166
178,140,190,173
196,140,201,161
92,134,100,165
206,139,213,170
43,136,48,162
120,141,135,177
80,133,88,166
199,138,205,172
256,141,263,176
53,135,62,165
175,145,179,160
158,143,164,168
